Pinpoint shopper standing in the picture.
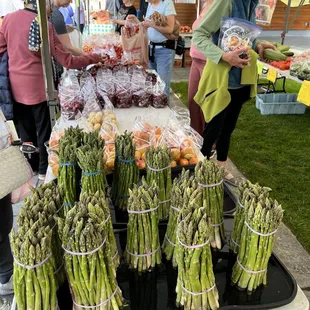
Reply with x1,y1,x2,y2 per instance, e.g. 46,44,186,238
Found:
59,4,75,25
188,0,213,136
72,0,86,33
0,0,105,180
112,0,137,35
193,0,274,185
143,0,177,96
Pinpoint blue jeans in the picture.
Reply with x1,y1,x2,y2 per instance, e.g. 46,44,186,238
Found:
149,47,175,97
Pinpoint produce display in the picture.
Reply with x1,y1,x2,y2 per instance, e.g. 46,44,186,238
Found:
162,170,200,267
290,50,310,81
219,18,262,54
175,202,219,310
57,199,124,309
58,127,82,216
231,193,284,292
230,180,272,254
90,10,110,24
83,33,123,58
263,42,294,63
195,160,225,250
126,179,161,271
180,25,192,33
11,182,64,310
112,132,139,210
146,146,172,220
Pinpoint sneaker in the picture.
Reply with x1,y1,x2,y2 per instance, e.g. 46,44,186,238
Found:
0,276,13,296
38,174,46,181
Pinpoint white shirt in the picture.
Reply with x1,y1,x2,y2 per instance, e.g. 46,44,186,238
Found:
71,1,85,24
0,0,24,16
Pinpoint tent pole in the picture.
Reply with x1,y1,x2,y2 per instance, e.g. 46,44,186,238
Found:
281,0,292,45
37,0,58,129
87,0,90,35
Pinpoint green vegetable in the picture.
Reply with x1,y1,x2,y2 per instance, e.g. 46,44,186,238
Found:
276,44,290,53
146,146,172,220
112,131,139,210
126,178,161,271
195,159,225,250
58,200,124,309
230,180,272,254
57,127,82,217
263,48,287,61
175,202,219,310
231,194,284,292
162,169,201,267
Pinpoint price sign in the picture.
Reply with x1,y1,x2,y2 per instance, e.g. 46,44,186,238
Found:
297,81,310,107
267,68,277,83
257,62,264,75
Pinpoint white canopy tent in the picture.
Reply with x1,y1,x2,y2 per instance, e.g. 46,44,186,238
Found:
0,0,23,16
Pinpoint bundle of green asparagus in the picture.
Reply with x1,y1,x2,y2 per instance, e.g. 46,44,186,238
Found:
77,132,107,197
195,159,225,250
57,201,124,309
80,191,120,268
111,131,139,210
12,202,58,310
231,196,284,292
58,127,82,216
230,180,272,254
146,146,172,220
175,203,219,310
26,182,66,286
126,179,161,271
162,170,202,267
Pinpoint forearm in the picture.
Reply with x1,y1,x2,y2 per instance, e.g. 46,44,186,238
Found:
115,19,126,26
66,45,85,56
152,24,174,35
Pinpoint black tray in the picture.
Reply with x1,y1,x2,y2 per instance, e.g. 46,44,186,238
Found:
110,192,297,310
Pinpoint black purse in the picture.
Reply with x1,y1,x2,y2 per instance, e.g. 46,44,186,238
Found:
175,36,185,56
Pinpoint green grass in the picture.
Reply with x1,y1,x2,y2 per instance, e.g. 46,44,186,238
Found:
171,80,310,252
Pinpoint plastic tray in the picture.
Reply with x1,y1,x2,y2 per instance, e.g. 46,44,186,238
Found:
256,94,306,115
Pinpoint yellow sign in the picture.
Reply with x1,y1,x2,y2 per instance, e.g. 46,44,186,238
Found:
267,68,277,83
257,62,264,75
297,81,310,107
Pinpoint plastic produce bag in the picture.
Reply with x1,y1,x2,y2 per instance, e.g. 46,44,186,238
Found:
100,121,119,145
59,71,84,119
151,80,168,108
96,67,116,106
114,75,132,108
290,51,310,81
218,18,262,53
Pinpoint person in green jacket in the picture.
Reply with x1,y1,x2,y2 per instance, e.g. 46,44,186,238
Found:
192,0,274,186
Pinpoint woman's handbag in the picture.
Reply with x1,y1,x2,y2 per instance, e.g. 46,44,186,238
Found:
0,144,33,200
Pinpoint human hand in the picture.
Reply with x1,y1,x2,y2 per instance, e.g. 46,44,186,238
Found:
126,14,139,24
257,42,276,61
100,54,109,63
142,19,152,29
222,47,251,68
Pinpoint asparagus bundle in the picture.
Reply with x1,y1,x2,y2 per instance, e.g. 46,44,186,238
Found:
146,146,172,220
26,183,66,286
58,127,82,216
231,196,284,292
57,201,124,309
111,131,139,210
230,180,272,254
80,191,120,268
175,203,219,310
126,179,161,271
195,159,225,250
162,170,202,267
77,132,107,197
12,201,58,310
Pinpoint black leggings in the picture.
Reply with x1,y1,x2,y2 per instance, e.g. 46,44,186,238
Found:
13,101,51,174
201,86,250,161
